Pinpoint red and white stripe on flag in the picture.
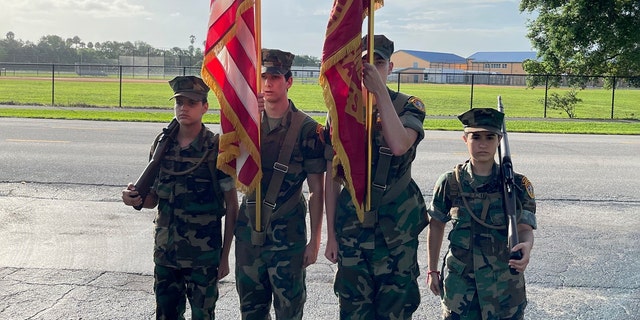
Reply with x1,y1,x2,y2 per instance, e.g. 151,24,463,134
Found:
201,0,261,193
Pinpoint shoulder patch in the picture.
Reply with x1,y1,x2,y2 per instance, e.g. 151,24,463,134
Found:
522,176,535,199
408,96,425,112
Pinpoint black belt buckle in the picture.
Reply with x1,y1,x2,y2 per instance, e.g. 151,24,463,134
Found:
273,162,289,173
379,147,393,156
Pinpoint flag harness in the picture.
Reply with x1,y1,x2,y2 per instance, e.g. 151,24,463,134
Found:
361,92,414,228
248,110,306,246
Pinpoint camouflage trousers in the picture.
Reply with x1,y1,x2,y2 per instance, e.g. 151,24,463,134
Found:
235,240,306,320
334,229,421,320
154,264,220,320
442,294,526,320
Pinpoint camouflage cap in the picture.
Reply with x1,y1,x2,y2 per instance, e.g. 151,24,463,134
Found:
261,48,295,75
362,34,394,60
168,76,209,101
458,108,504,135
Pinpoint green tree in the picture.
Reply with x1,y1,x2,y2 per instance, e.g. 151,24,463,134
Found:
96,41,123,59
541,89,582,118
188,34,196,57
0,31,22,61
293,54,321,67
520,0,640,87
0,32,206,66
72,35,81,49
37,35,76,63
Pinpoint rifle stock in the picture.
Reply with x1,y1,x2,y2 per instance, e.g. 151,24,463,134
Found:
497,96,522,275
132,118,179,210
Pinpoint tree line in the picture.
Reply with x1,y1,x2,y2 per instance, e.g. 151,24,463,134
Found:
0,31,321,67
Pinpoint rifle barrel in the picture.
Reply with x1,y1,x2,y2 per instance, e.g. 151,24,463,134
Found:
498,96,522,275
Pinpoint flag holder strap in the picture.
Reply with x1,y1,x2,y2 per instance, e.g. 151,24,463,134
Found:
250,110,305,245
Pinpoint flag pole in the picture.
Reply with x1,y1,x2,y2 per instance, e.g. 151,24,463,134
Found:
365,1,375,212
255,0,263,232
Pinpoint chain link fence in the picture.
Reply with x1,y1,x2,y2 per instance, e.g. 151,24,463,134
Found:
1,63,638,120
391,71,639,120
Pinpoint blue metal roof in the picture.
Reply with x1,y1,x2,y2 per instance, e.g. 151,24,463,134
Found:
467,52,538,62
398,50,467,64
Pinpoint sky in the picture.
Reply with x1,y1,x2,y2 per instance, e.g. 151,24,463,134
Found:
1,0,537,59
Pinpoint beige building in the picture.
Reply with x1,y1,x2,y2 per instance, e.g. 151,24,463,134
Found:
391,50,537,76
391,50,467,83
388,50,538,85
466,52,537,74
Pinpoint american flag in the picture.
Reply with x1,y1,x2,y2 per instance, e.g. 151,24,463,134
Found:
201,0,261,193
320,0,383,221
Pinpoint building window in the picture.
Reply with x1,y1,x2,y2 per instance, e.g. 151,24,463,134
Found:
481,63,510,69
485,63,507,69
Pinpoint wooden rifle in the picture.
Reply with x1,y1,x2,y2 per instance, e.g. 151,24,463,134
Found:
132,118,179,210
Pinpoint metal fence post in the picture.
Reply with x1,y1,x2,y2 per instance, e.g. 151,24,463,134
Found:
51,64,55,106
544,75,549,118
119,65,123,108
611,76,616,119
469,74,475,109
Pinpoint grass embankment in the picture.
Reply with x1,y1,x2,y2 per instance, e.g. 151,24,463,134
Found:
1,78,638,134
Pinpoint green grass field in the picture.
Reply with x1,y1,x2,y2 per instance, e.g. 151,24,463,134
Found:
1,77,638,134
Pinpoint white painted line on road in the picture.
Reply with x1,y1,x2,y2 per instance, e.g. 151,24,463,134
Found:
6,139,70,143
51,126,118,131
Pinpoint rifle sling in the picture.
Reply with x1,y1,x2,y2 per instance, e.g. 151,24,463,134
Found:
453,164,506,230
158,135,225,208
160,150,213,176
250,110,306,246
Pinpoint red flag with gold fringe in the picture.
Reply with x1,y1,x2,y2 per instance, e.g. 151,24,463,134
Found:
320,0,383,220
201,0,261,193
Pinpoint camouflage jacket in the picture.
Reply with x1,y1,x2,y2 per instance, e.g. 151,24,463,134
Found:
332,89,428,249
428,161,537,319
152,125,233,268
235,101,326,250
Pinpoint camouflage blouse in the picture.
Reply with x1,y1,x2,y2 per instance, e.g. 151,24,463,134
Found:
331,89,428,249
235,101,326,250
428,161,536,319
152,125,232,268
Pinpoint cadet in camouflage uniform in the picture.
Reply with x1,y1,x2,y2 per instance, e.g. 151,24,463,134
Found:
122,76,238,320
426,108,537,320
324,35,428,319
232,49,326,320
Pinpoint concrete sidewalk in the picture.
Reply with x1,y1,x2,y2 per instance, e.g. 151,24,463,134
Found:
1,196,638,319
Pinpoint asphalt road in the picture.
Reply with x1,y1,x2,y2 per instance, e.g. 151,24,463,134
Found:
0,118,639,319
